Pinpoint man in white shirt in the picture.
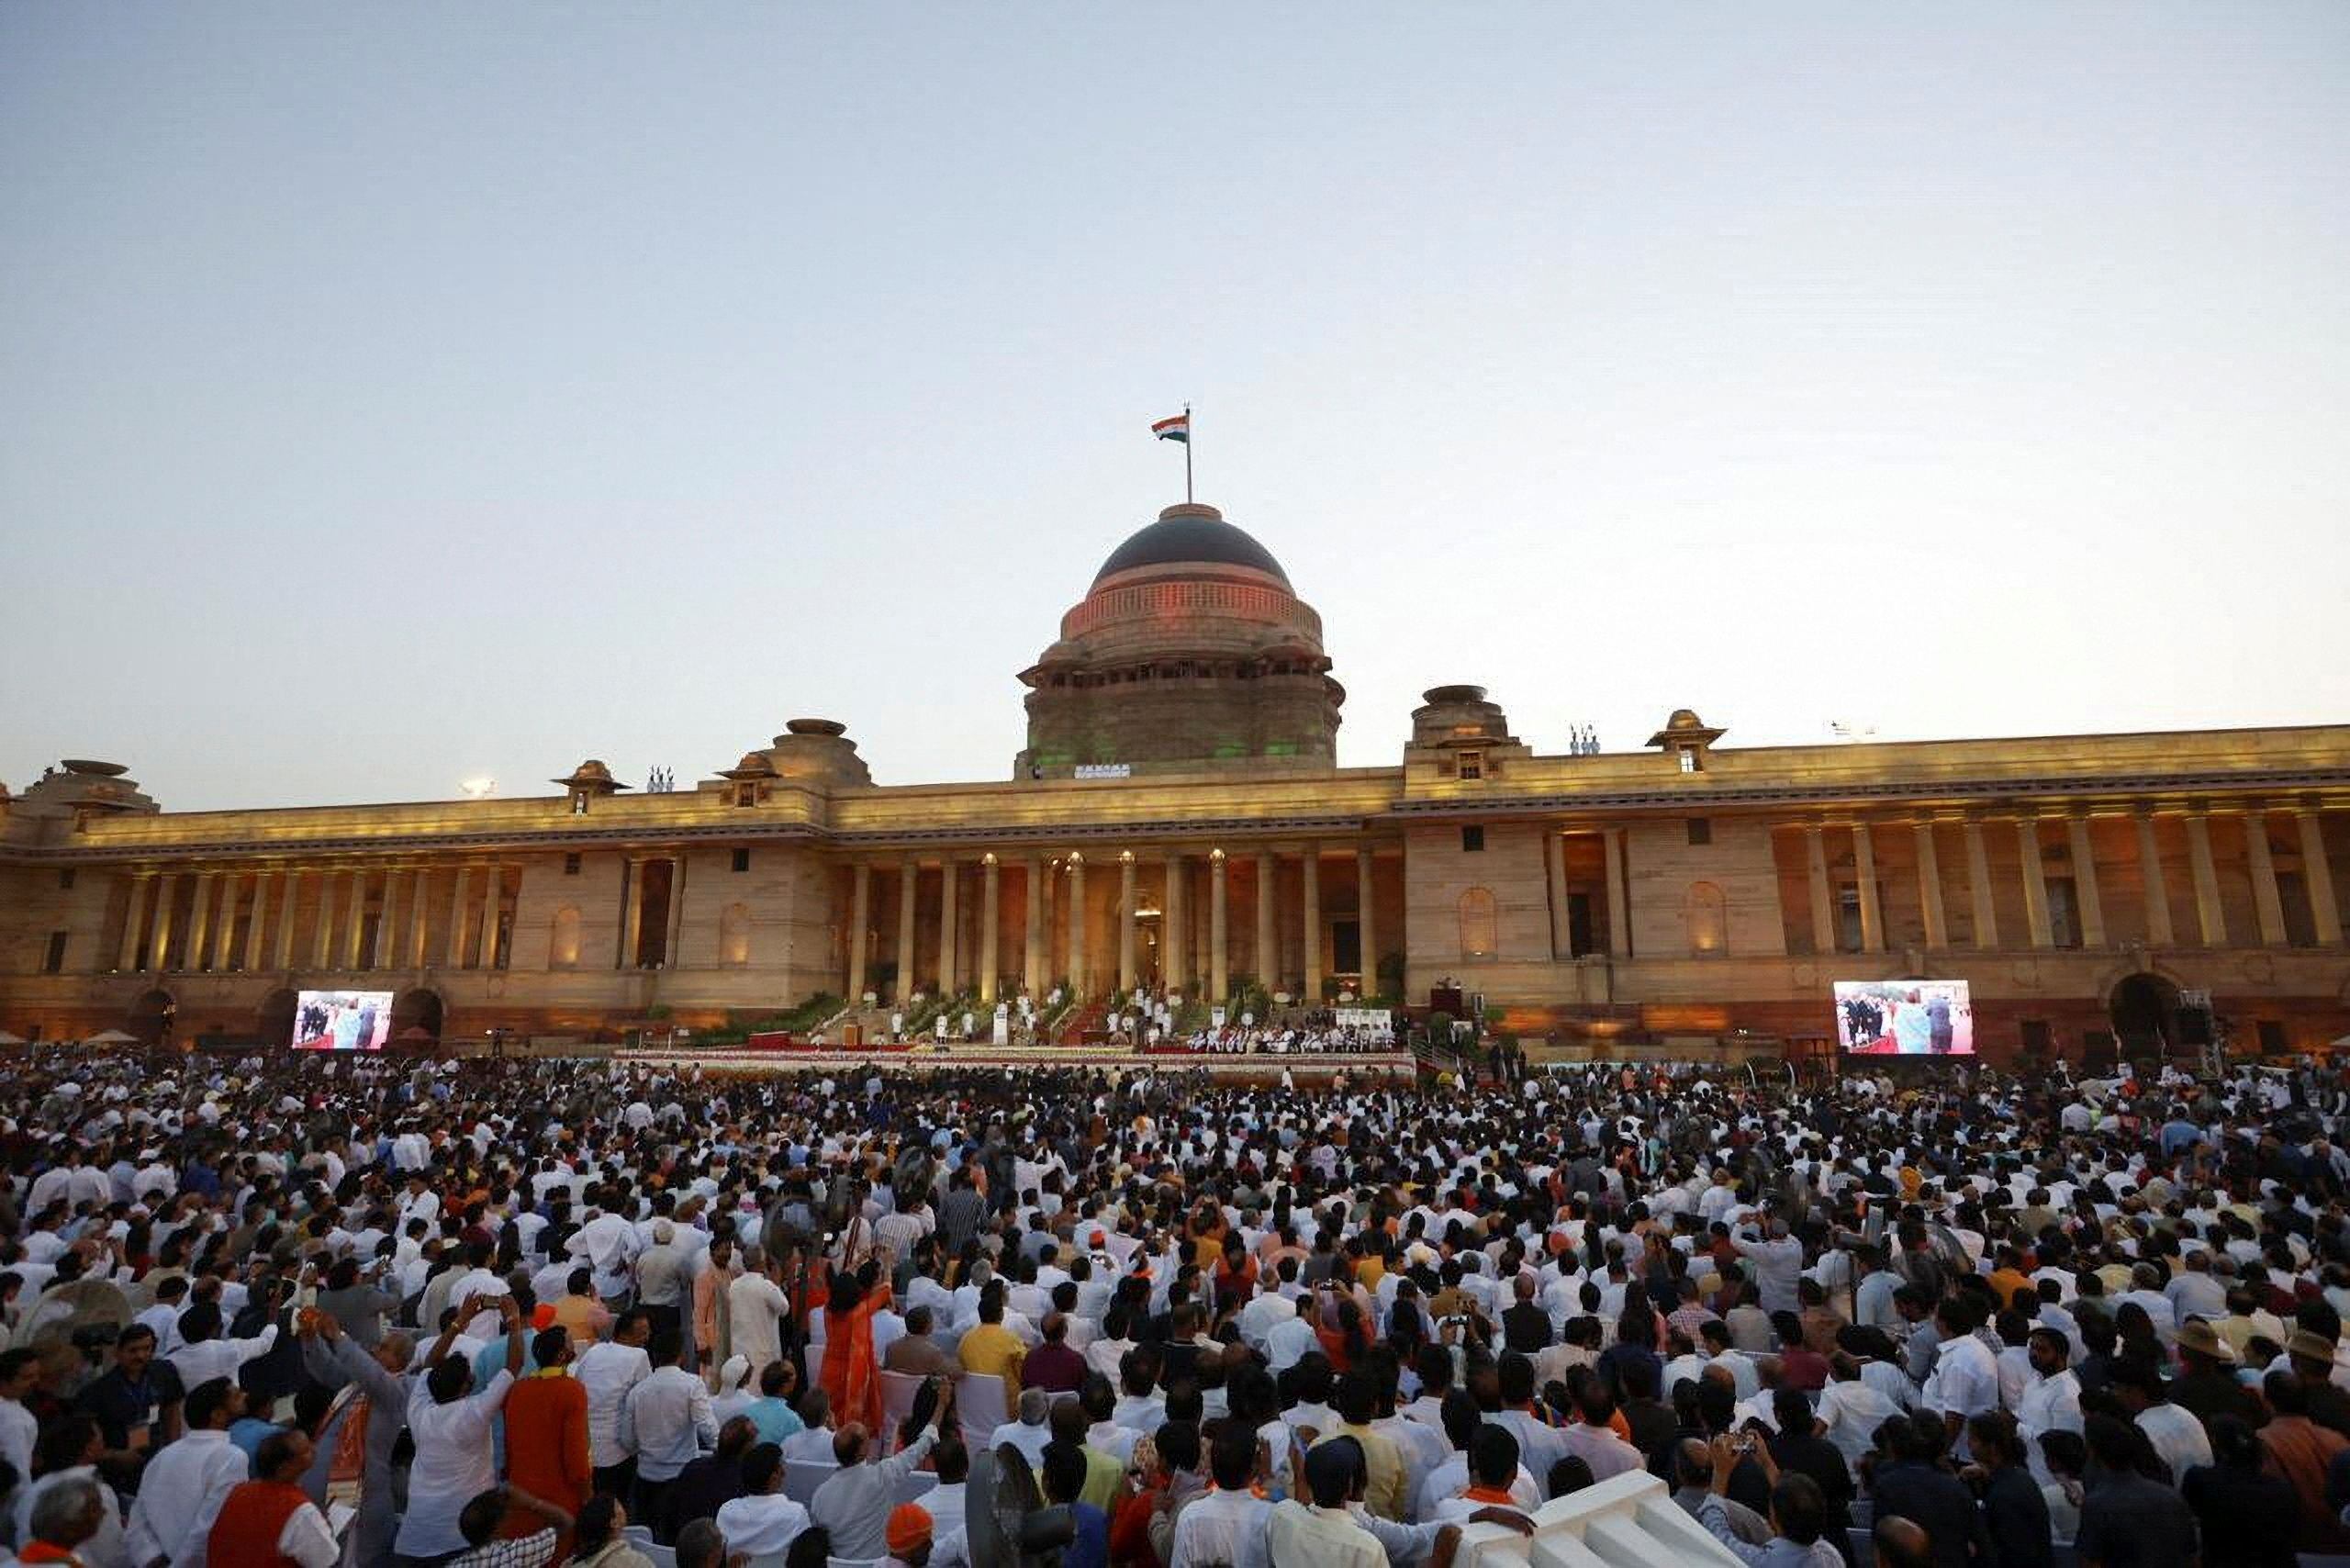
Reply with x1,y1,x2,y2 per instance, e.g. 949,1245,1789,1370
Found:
395,1295,527,1561
624,1326,719,1528
727,1249,791,1379
1237,1277,1299,1353
2012,1328,2083,1486
166,1298,282,1390
575,1308,655,1496
568,1201,643,1302
715,1441,811,1560
125,1377,254,1568
2110,1360,2210,1486
1169,1431,1274,1568
1921,1301,1999,1461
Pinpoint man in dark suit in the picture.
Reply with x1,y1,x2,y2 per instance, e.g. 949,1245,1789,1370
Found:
1501,1275,1552,1354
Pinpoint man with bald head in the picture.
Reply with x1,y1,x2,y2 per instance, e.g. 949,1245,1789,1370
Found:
297,1306,418,1568
809,1373,952,1560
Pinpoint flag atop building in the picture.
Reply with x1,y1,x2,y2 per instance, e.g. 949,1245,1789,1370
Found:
1150,412,1190,443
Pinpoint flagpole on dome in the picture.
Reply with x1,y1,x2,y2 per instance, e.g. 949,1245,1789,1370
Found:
1184,402,1193,504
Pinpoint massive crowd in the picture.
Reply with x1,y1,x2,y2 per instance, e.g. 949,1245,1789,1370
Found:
0,1043,2343,1568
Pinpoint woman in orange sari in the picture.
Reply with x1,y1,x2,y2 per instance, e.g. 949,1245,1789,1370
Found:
818,1260,891,1435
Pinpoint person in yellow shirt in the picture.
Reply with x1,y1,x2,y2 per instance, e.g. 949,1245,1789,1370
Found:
956,1284,1026,1391
1306,1371,1407,1520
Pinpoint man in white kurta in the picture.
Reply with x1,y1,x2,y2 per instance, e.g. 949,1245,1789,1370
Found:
392,1295,523,1561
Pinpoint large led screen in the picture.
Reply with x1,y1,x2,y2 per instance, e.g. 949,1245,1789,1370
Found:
293,990,394,1051
1834,980,1973,1056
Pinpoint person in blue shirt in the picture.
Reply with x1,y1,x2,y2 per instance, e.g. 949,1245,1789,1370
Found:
744,1358,805,1447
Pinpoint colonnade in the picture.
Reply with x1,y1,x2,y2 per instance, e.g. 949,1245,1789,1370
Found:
1793,800,2341,954
842,843,1392,1004
109,861,515,974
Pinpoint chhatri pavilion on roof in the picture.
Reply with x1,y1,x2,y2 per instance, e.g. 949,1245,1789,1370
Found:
3,500,2346,1060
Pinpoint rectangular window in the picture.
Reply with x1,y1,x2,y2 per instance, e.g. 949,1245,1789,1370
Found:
1678,749,1699,773
1836,886,1863,952
1460,825,1485,853
732,848,751,873
58,868,75,890
1457,751,1483,780
564,853,582,876
734,784,757,808
2257,1020,2288,1054
1686,818,1712,846
41,932,67,974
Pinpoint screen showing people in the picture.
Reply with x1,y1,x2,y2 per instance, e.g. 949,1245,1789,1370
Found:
292,989,393,1051
1834,979,1973,1056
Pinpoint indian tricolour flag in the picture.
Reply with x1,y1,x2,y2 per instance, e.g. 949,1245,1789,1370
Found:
1150,412,1190,443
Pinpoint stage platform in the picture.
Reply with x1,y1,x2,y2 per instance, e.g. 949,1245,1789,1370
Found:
611,1043,1419,1082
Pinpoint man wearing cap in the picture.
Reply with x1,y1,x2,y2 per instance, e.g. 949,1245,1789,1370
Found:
2171,1318,2261,1433
2286,1328,2350,1439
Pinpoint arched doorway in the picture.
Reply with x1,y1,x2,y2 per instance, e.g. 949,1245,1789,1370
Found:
390,988,444,1045
126,988,175,1048
2109,972,2181,1056
256,989,298,1051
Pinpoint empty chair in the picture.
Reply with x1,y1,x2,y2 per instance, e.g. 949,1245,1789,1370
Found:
894,1469,939,1506
828,1558,887,1568
640,1546,676,1568
957,1370,1010,1446
783,1457,840,1505
878,1369,928,1447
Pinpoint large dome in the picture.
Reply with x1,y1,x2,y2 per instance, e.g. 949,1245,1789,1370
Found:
1091,503,1289,588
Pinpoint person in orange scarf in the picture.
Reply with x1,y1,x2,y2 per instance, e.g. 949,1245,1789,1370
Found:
820,1259,892,1435
502,1326,593,1556
17,1473,110,1566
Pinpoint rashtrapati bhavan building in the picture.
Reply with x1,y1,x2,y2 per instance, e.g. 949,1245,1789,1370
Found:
4,501,2347,1061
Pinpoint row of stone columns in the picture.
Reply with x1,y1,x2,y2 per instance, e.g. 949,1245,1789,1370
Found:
844,844,1383,1002
1800,802,2340,953
114,863,511,973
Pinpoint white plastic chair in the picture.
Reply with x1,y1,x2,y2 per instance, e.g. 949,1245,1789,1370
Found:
956,1370,1010,1447
879,1369,928,1447
828,1557,887,1568
640,1546,677,1568
893,1468,939,1505
783,1456,840,1504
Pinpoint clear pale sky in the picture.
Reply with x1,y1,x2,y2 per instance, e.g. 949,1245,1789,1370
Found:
5,6,2344,812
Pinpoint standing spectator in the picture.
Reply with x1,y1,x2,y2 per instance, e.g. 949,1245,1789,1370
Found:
393,1294,527,1562
621,1327,717,1539
575,1308,654,1500
503,1327,593,1558
124,1377,252,1568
